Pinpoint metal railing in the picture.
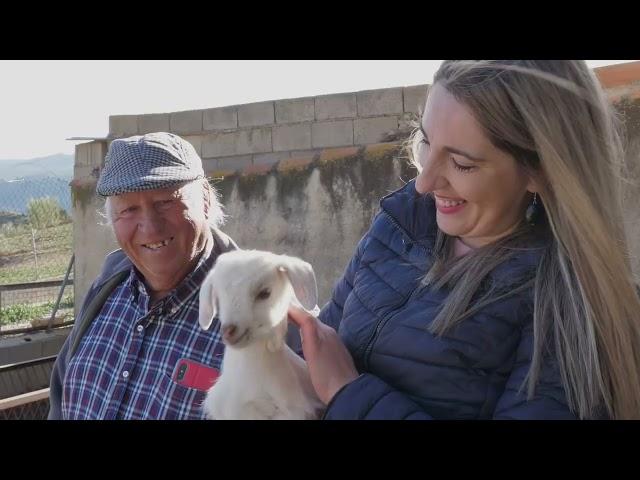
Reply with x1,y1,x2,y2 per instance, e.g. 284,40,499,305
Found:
0,278,74,310
0,355,56,420
0,254,75,336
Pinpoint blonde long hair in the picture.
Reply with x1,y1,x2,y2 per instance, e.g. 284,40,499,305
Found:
410,60,640,419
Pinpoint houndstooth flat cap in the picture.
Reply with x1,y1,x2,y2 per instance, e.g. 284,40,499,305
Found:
96,132,205,197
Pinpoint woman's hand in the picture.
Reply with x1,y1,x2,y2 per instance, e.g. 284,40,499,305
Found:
287,305,359,404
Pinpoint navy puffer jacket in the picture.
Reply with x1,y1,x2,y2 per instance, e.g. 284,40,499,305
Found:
318,180,576,419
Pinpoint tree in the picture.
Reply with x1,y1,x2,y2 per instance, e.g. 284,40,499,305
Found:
27,197,70,229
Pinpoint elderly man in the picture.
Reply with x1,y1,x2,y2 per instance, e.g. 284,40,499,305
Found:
48,132,238,419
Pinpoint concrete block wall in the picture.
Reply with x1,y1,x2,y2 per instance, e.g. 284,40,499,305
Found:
107,84,429,177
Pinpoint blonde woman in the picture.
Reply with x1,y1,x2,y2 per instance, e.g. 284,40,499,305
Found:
288,60,640,419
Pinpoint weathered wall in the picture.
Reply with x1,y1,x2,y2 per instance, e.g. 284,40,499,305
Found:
213,144,413,303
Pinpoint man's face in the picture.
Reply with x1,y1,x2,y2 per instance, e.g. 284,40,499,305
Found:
109,182,210,293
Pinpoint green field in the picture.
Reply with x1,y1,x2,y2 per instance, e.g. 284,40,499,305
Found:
0,222,73,284
0,295,73,327
0,220,74,327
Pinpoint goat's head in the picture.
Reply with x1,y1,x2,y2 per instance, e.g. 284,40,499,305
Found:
198,250,318,350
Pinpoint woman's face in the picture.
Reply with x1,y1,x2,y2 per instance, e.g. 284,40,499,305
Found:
415,83,536,248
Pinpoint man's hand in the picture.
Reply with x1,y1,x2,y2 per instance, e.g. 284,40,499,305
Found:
288,305,359,405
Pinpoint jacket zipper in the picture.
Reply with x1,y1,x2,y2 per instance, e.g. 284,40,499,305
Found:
361,209,431,371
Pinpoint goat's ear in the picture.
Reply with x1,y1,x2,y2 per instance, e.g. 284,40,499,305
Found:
198,274,218,331
277,255,318,311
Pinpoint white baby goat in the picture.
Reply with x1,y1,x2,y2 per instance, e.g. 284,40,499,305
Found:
198,249,324,420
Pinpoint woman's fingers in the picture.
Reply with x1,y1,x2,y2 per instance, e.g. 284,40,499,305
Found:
288,304,320,347
287,305,358,404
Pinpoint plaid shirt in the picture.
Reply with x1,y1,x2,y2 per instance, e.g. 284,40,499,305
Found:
62,245,225,420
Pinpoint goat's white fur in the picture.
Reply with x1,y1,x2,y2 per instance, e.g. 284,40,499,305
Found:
198,249,324,420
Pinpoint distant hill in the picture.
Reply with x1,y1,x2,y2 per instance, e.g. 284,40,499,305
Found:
0,176,72,215
0,154,74,216
0,154,73,181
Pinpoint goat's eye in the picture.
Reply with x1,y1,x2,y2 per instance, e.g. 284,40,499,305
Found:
256,288,271,300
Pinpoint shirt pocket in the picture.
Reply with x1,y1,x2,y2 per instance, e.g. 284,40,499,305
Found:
145,371,208,420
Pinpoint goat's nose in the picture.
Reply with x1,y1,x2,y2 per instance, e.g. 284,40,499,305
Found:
222,324,237,342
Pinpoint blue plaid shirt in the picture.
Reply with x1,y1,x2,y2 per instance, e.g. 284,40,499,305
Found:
61,243,225,420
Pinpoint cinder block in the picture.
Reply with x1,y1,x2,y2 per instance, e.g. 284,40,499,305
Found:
138,113,170,134
315,93,357,120
216,155,253,171
170,110,203,134
75,141,106,168
202,132,237,158
75,143,92,167
109,115,138,137
238,101,275,127
202,158,218,173
403,84,429,114
311,120,354,148
183,135,203,156
74,164,95,180
202,128,272,157
275,97,315,123
203,106,238,130
272,124,312,151
357,88,403,117
354,116,399,145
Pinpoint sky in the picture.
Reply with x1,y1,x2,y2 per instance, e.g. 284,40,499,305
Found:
0,60,635,160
